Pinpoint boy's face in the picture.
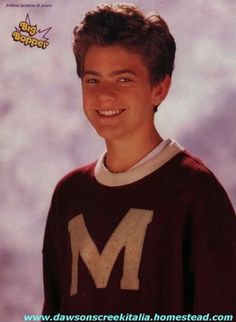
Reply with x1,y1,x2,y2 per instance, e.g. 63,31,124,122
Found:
82,44,169,142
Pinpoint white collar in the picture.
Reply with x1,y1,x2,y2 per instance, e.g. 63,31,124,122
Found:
94,139,185,187
130,139,171,169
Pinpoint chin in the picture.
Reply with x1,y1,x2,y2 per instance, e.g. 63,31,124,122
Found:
95,128,123,141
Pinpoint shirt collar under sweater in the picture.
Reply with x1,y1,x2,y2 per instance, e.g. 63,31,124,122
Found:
94,139,185,187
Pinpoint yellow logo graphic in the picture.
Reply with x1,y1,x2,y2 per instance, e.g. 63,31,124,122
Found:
12,14,52,49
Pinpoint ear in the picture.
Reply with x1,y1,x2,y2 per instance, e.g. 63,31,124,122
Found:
151,75,171,106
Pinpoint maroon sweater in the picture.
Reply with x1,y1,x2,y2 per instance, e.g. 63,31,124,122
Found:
42,143,236,315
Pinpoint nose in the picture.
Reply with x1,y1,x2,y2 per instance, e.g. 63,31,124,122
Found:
96,83,116,103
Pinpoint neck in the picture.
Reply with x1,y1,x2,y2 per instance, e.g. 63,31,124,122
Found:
105,128,163,173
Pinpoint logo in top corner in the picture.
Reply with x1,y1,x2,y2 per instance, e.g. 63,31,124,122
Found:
12,13,52,49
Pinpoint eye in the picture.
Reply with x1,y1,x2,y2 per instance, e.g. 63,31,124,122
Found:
118,77,132,83
84,78,99,84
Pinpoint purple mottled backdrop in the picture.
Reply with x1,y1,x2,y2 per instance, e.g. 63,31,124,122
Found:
0,0,235,321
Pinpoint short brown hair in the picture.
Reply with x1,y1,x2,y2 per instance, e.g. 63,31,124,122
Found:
73,3,176,85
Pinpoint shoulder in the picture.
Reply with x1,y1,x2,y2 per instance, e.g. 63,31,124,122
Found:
168,149,234,209
53,161,97,196
170,150,220,186
177,150,235,230
175,151,236,255
171,150,213,177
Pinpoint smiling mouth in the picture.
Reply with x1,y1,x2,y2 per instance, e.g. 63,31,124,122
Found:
97,109,126,117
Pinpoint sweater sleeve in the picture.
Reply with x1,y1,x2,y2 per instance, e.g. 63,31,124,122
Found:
189,171,236,314
42,188,61,314
192,241,236,314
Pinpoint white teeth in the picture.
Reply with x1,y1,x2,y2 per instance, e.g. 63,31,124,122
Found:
98,109,124,116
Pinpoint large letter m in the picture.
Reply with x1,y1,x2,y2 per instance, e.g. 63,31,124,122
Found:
68,208,153,295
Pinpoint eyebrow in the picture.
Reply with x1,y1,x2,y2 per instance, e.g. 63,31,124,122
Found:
83,69,138,77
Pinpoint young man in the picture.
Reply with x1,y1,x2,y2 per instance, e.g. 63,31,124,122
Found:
42,3,236,315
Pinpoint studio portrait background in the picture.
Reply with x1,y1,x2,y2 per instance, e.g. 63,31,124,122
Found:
0,0,235,320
